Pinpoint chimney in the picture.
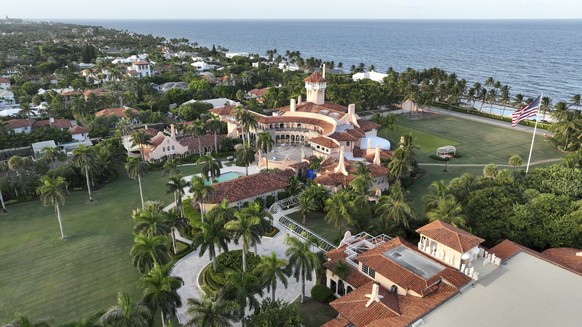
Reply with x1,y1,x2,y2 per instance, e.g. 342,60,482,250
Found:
170,124,176,138
49,117,55,127
367,138,372,155
290,98,296,112
348,104,355,115
373,145,381,165
145,124,148,130
365,283,384,308
298,95,302,105
322,63,326,79
334,146,348,176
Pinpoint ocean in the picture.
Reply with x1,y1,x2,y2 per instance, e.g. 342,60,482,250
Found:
66,19,582,103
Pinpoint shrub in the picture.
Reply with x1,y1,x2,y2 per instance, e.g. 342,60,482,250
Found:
311,284,334,303
215,250,261,274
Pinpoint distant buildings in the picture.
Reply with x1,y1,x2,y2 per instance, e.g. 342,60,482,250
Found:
352,70,388,83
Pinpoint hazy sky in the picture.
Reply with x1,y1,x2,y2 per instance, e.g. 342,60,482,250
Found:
3,0,582,20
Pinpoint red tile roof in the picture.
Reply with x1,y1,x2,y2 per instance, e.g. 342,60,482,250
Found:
416,220,484,254
60,90,82,97
69,125,88,134
288,161,311,170
178,134,223,152
209,169,295,204
304,71,326,83
542,248,582,274
356,119,381,131
209,105,237,116
310,136,339,149
133,60,150,65
248,87,269,97
321,316,350,327
33,119,73,129
6,119,33,129
329,132,358,142
0,77,10,83
277,101,347,114
82,88,107,98
253,114,336,135
95,107,139,118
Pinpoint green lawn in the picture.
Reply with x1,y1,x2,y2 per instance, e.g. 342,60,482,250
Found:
0,165,201,325
287,211,340,245
295,297,338,327
379,115,562,165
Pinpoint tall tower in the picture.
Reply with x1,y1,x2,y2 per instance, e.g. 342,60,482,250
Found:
304,71,326,105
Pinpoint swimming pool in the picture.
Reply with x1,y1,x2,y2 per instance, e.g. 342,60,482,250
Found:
205,171,244,185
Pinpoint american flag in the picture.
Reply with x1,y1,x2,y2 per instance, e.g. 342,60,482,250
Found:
512,96,541,127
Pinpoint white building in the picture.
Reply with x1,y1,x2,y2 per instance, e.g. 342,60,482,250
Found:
0,77,10,90
352,70,388,83
278,62,300,72
225,52,249,58
0,89,15,106
191,61,215,71
128,61,152,78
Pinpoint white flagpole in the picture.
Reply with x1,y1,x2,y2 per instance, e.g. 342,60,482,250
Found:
525,92,542,175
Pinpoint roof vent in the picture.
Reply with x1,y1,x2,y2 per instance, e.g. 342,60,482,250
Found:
390,285,397,294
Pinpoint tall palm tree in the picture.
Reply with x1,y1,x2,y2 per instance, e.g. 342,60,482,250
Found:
99,292,152,327
235,143,256,176
191,214,231,272
162,158,180,177
234,106,246,144
375,181,416,232
130,234,170,274
571,94,581,111
131,130,152,161
513,93,524,108
426,196,468,229
254,252,290,301
298,191,317,224
224,207,261,272
324,189,355,232
256,132,274,170
551,110,581,150
3,314,51,327
72,145,96,202
284,235,321,304
206,199,235,224
190,176,215,222
206,115,224,154
41,146,64,169
125,157,149,210
164,211,188,255
139,264,184,327
166,175,190,217
422,180,449,213
132,208,169,237
37,175,68,239
219,271,263,327
184,295,238,327
189,119,206,155
541,96,553,120
197,153,223,182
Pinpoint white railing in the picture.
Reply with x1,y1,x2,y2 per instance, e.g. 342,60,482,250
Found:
278,215,336,252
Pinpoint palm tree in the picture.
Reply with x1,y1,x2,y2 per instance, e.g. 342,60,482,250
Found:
191,214,231,272
131,130,152,161
41,146,64,169
219,271,263,327
551,110,581,150
37,175,68,239
59,312,102,327
130,234,170,274
3,314,51,327
189,119,206,155
324,189,354,232
116,119,133,137
241,111,258,145
254,252,289,301
375,181,416,232
197,153,223,182
571,94,581,110
139,264,184,327
190,176,215,222
206,199,235,224
125,157,149,210
72,145,96,202
184,295,238,327
513,93,524,108
132,208,169,237
426,196,468,229
162,158,180,177
99,292,152,327
235,143,256,176
206,115,224,154
166,175,190,218
234,106,246,144
224,208,261,272
298,191,317,224
541,96,553,120
164,211,188,255
422,180,449,213
285,235,321,304
256,132,274,170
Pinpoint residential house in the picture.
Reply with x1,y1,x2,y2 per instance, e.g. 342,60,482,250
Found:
0,89,15,106
0,77,10,90
5,119,33,134
225,52,249,58
127,61,152,78
95,107,140,124
247,87,269,103
352,70,389,83
32,118,74,131
191,61,215,71
69,125,89,142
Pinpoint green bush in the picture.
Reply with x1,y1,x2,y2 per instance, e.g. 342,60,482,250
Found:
215,249,261,274
311,284,333,303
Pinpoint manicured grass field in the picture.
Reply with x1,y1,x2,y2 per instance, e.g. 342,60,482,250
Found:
0,165,201,325
287,211,341,245
295,297,338,327
379,114,562,165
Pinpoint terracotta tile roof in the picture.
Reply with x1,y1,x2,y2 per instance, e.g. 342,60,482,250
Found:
6,119,33,129
288,161,311,170
82,88,107,98
310,136,339,149
143,128,159,137
489,240,582,276
277,101,347,114
127,70,140,76
352,147,365,158
304,71,326,83
60,90,82,97
356,119,381,131
366,164,389,178
33,119,73,129
542,248,582,274
69,125,88,134
357,237,470,296
248,87,269,97
315,172,354,187
209,105,237,116
328,278,462,327
253,114,335,135
95,107,139,118
209,169,295,204
416,220,484,254
0,77,10,83
321,316,350,327
150,134,165,146
178,134,222,151
346,128,365,138
325,259,371,288
364,150,392,162
329,132,358,142
133,60,150,65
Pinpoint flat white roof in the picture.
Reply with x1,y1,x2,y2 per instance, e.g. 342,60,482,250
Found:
421,251,582,327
